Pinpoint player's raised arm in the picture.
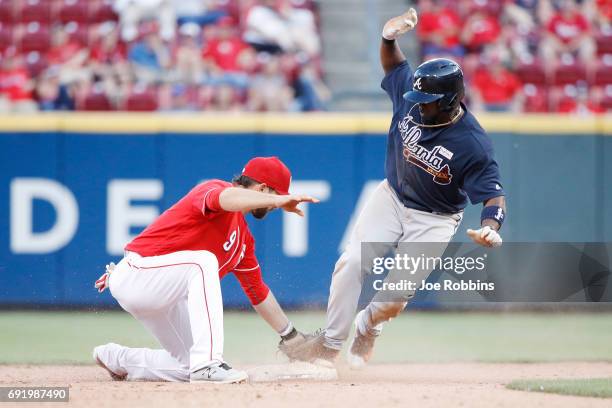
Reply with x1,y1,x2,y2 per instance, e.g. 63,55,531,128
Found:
380,8,417,73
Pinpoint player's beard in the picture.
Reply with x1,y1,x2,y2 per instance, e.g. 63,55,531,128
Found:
419,103,440,125
251,208,270,219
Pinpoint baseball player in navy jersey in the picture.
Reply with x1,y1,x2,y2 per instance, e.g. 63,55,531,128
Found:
280,8,507,368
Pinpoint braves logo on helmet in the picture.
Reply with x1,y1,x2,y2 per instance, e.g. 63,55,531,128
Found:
414,77,423,90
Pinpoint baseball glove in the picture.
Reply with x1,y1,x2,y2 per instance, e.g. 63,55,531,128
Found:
382,8,418,40
278,329,330,362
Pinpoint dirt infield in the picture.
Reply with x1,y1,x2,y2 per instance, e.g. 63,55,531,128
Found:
1,362,611,408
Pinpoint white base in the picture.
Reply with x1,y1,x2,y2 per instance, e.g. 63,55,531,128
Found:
247,361,338,382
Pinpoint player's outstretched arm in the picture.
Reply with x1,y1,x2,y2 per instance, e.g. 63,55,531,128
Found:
253,291,307,348
219,187,319,216
467,196,506,248
380,8,417,74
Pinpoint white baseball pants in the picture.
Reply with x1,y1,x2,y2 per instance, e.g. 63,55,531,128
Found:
107,250,222,381
325,180,462,348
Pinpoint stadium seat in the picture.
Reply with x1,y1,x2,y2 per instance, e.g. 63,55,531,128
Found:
57,0,90,24
19,0,52,24
125,86,158,111
90,0,118,23
515,61,547,86
593,64,612,86
552,62,587,86
521,84,549,113
64,21,89,46
0,23,13,52
19,22,51,53
0,0,15,24
81,88,113,111
24,50,47,76
595,32,612,56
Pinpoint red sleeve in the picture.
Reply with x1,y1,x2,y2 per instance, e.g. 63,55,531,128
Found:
233,235,269,305
191,180,229,216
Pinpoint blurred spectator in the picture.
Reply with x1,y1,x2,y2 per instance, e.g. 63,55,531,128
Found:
175,0,227,27
203,17,250,73
0,53,38,112
243,0,320,56
208,84,243,111
541,0,595,65
113,0,176,41
35,68,75,111
159,83,199,111
247,54,295,111
471,54,522,112
294,59,330,111
89,23,130,81
47,25,90,83
174,23,204,84
128,30,171,82
460,6,502,54
554,84,604,114
417,0,464,59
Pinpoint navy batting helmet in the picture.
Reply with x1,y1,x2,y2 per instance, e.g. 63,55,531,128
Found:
403,58,465,112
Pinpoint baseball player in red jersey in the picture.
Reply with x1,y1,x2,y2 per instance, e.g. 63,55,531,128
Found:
93,157,316,383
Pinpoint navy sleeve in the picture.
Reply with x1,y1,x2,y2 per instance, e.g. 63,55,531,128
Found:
462,144,505,205
381,60,413,108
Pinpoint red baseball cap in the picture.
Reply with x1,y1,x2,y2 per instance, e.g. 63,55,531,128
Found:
242,157,292,195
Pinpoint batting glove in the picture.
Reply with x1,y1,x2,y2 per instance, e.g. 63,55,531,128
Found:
382,8,418,40
467,226,502,248
94,262,116,293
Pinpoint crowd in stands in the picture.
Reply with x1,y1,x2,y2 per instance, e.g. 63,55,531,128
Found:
0,0,610,114
0,0,330,112
416,0,612,113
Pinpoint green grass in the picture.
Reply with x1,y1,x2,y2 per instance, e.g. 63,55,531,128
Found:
507,378,612,398
1,311,612,365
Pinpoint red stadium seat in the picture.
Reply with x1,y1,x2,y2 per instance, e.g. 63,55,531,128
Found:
602,95,612,111
0,23,13,52
19,22,51,53
553,62,587,86
0,0,16,24
19,0,52,24
521,84,549,113
593,64,612,86
596,32,612,56
64,21,89,46
24,50,47,76
90,0,118,23
81,88,113,111
515,61,547,86
58,0,90,24
125,86,158,111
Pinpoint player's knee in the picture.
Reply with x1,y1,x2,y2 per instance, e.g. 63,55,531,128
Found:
193,250,219,273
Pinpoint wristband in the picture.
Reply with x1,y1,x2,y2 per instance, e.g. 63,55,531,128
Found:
279,322,295,338
481,206,505,228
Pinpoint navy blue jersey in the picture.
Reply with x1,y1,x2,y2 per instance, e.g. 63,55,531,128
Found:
382,61,504,214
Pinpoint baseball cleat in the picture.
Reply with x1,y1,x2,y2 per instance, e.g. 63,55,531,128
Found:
347,311,378,370
291,330,340,365
93,344,128,381
190,362,248,384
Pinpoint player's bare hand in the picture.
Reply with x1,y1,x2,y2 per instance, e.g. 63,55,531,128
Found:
274,195,319,217
467,226,502,248
382,8,418,40
94,262,116,293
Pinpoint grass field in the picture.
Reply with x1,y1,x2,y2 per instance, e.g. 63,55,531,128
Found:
507,378,612,398
1,310,612,365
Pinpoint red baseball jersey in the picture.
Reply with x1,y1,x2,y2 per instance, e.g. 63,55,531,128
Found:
125,180,269,305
